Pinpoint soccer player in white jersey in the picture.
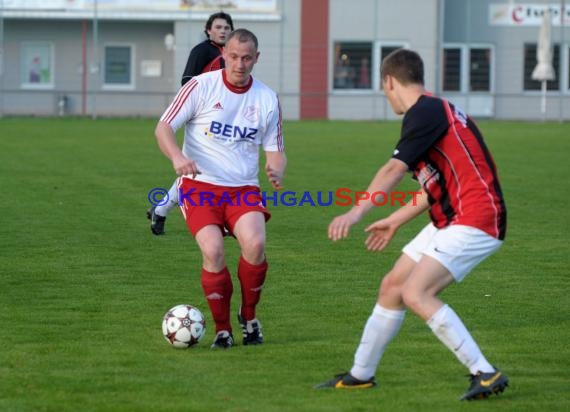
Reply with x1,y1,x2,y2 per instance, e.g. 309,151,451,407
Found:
154,29,286,349
147,12,234,235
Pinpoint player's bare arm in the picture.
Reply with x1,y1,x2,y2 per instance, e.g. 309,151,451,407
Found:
328,158,409,241
364,190,429,252
265,151,287,191
154,121,201,178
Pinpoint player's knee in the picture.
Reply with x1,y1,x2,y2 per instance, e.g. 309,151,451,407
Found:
379,270,404,298
241,237,265,264
199,242,225,268
379,276,395,299
401,285,422,314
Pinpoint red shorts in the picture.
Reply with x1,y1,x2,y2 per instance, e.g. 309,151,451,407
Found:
178,178,271,236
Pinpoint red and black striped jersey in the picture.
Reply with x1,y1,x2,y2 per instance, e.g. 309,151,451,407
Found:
181,40,225,86
393,95,507,240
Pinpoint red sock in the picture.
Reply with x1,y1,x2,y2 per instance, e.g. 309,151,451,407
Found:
237,256,268,321
201,267,233,333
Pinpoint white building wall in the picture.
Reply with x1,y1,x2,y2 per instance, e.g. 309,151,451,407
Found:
1,0,569,120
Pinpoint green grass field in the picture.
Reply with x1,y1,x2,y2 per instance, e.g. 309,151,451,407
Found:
0,118,568,411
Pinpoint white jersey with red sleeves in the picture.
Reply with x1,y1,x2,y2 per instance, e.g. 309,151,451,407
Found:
160,69,284,187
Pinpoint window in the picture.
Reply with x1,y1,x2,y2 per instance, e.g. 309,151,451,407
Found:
524,43,559,91
21,42,53,88
332,42,407,91
443,45,493,92
443,48,461,91
470,48,491,91
104,45,133,87
333,42,372,90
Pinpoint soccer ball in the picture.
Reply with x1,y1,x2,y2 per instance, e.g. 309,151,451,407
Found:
162,304,206,348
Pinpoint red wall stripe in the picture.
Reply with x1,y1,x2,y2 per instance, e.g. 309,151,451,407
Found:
300,0,329,119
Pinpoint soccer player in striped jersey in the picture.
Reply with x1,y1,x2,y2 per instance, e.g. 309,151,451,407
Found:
316,49,508,401
148,12,234,235
154,29,286,349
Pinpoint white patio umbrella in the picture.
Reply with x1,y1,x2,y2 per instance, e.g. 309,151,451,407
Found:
531,10,555,120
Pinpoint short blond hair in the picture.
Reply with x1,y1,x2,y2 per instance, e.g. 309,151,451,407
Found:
227,28,258,51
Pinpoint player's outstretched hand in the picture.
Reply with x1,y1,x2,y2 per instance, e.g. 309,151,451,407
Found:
364,218,398,251
265,164,283,190
328,211,361,241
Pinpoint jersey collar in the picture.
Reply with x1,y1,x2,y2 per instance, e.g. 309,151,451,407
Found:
210,41,224,52
222,69,253,94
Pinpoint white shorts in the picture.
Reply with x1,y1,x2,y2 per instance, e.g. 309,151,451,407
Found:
402,223,503,282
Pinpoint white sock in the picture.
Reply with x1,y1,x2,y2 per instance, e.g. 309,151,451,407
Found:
427,304,495,375
155,179,180,216
350,304,406,381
